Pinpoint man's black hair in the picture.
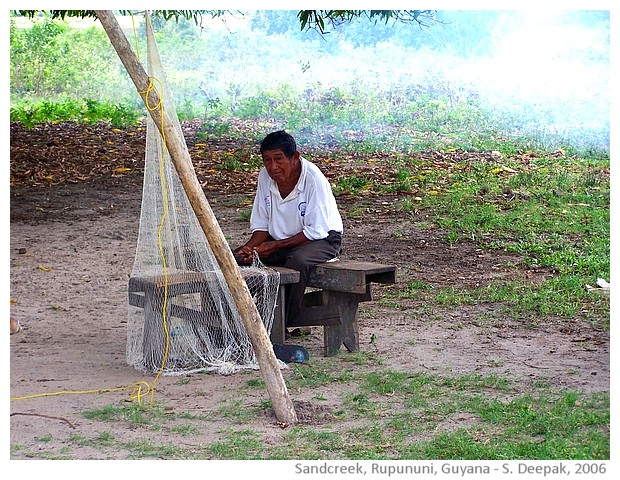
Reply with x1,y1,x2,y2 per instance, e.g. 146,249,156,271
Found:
260,130,297,158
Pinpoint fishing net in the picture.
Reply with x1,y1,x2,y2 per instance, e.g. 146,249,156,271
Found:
126,16,280,376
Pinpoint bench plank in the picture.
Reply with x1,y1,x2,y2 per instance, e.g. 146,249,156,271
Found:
308,259,396,294
129,267,299,293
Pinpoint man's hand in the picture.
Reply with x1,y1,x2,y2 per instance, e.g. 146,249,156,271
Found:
234,231,271,265
233,246,254,265
234,240,280,264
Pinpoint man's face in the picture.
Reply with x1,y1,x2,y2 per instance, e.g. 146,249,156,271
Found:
262,148,300,184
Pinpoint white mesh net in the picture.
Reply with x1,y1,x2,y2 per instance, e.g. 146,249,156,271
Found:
126,15,281,376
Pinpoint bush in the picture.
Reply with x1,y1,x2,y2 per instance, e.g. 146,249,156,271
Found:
10,98,141,127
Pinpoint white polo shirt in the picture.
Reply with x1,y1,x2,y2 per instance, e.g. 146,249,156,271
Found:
249,157,343,241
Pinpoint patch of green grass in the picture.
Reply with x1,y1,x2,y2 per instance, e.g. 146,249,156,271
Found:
67,431,115,448
425,157,609,274
215,398,260,424
10,98,140,128
246,377,265,388
206,429,265,460
400,197,422,212
344,392,383,417
385,167,418,193
401,391,609,460
16,368,604,460
239,209,251,222
290,363,358,389
277,368,609,460
169,423,201,436
398,276,608,327
345,206,368,218
278,428,346,459
212,148,262,172
401,280,433,298
332,174,374,196
122,439,186,459
81,403,161,425
79,402,210,438
377,153,610,325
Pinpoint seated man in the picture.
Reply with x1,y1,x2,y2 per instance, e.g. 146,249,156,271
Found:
234,130,343,328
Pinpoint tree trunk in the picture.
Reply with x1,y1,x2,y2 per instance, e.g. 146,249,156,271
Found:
95,10,297,425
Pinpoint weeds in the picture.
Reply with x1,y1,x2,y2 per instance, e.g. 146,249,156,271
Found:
23,367,606,460
10,98,141,128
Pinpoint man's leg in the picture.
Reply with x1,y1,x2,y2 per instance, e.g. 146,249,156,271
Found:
281,233,341,325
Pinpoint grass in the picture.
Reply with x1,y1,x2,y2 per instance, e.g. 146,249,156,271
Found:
13,365,608,460
360,151,610,326
10,98,141,128
398,275,609,325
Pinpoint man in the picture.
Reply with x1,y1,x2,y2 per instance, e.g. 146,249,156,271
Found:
234,130,343,328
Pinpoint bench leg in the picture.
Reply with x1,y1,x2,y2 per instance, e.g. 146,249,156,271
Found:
142,294,166,372
323,291,360,356
270,287,287,345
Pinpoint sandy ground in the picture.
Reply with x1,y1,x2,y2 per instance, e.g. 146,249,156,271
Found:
8,178,609,460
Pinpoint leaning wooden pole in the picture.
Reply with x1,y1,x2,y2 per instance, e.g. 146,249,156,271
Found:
95,10,297,425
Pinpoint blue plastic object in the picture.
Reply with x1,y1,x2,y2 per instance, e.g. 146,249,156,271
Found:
273,344,310,363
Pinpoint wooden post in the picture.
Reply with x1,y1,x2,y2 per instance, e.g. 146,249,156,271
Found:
95,10,297,425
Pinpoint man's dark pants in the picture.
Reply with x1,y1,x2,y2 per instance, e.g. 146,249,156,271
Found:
261,231,342,326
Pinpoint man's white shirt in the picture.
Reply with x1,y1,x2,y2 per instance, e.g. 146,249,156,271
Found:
250,157,343,241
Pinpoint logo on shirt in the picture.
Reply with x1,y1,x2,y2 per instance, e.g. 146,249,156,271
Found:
264,195,271,209
298,202,307,217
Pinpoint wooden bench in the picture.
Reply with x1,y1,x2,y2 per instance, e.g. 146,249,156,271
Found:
128,259,396,362
269,259,397,356
128,267,300,325
128,267,300,367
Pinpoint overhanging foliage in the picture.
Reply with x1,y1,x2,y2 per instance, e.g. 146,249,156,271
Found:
13,9,436,34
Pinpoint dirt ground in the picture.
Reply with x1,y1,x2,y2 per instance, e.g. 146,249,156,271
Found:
8,122,610,460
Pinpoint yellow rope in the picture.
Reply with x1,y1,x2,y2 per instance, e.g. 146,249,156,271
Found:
139,74,172,404
130,11,141,63
11,381,153,404
11,17,173,409
129,13,173,404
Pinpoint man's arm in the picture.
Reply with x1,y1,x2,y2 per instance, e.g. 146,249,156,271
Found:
255,231,309,259
235,231,311,264
234,230,271,264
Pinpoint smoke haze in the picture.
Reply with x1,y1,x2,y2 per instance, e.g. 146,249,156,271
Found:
189,9,610,151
